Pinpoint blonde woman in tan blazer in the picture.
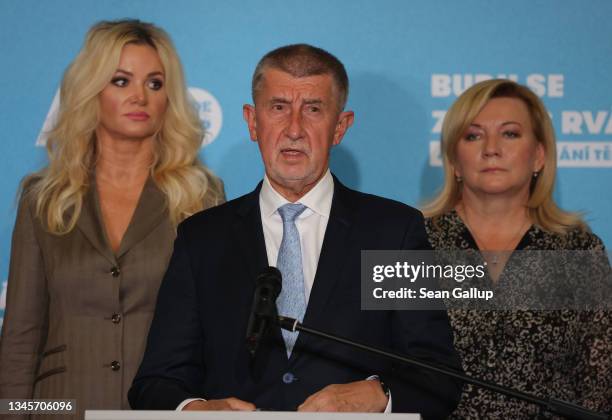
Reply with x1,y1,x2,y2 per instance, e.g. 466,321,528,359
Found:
0,20,224,419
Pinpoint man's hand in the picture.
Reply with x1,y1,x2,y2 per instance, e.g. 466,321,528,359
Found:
183,398,256,411
298,380,388,412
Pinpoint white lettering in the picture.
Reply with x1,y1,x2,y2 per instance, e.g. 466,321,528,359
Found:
419,288,449,299
562,111,582,134
429,140,442,167
432,110,446,133
431,74,562,98
372,265,385,282
557,142,612,168
562,111,612,135
452,74,471,96
584,111,608,134
548,74,564,97
431,74,451,97
526,74,546,97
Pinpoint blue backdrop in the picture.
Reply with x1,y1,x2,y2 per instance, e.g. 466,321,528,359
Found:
1,0,611,325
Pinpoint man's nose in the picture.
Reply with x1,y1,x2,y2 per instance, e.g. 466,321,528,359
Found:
285,110,304,140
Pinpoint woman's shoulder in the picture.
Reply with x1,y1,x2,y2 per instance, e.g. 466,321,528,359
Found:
529,224,605,251
202,171,226,209
424,210,470,250
10,174,48,235
16,173,45,207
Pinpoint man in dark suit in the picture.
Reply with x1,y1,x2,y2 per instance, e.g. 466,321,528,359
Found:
129,44,462,418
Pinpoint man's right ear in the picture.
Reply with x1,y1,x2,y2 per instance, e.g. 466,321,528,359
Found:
243,104,258,142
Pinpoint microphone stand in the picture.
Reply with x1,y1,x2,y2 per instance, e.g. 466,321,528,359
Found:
275,316,609,420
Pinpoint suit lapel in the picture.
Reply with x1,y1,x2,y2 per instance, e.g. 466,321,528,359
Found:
232,183,288,371
232,182,269,279
116,177,168,258
76,176,168,263
76,179,116,265
295,178,355,354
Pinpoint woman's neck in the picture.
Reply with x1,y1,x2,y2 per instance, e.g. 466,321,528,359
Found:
456,190,532,251
94,135,154,187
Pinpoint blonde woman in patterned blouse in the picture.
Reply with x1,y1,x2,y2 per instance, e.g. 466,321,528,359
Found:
422,79,610,418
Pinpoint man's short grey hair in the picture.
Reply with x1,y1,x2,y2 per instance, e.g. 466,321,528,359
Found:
251,44,349,110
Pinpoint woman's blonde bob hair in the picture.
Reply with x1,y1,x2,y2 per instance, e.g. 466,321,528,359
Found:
27,19,223,234
422,79,585,233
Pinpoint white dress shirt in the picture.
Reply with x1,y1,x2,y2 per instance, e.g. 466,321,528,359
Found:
259,169,334,301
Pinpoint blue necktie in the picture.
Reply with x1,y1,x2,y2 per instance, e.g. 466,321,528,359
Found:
276,203,307,357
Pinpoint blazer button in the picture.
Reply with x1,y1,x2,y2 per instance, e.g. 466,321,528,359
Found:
111,313,122,324
110,266,121,277
282,372,296,384
110,361,121,371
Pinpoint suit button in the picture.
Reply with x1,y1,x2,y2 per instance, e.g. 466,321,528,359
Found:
111,313,122,324
282,372,296,384
110,266,120,277
110,361,121,371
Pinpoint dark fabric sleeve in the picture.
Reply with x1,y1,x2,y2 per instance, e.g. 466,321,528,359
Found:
128,222,206,409
387,211,464,419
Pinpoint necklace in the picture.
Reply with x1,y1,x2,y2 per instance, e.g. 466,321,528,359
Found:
460,209,529,265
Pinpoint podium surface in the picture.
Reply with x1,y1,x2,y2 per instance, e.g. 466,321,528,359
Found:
86,411,420,420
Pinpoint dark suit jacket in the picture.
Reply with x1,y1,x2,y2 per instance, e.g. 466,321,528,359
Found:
129,177,462,419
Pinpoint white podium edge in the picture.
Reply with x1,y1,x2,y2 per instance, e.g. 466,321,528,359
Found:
85,410,421,420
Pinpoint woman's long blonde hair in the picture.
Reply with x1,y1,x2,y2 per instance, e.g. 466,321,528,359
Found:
27,19,223,234
422,79,585,233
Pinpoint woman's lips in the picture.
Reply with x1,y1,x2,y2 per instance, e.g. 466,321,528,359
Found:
125,112,150,121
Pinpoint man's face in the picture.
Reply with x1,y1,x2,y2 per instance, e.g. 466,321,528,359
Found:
243,68,354,201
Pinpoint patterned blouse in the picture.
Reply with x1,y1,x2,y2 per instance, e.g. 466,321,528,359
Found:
425,210,611,419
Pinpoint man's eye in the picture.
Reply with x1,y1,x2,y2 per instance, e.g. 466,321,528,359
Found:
273,104,284,111
111,77,128,87
307,106,320,113
148,79,164,91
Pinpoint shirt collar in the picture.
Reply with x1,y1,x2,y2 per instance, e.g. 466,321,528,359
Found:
260,169,334,218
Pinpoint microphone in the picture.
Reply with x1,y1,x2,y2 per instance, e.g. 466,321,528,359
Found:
245,267,282,358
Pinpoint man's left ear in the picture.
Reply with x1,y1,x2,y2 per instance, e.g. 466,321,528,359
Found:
332,111,355,146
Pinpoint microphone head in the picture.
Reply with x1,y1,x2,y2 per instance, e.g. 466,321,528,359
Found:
255,266,282,299
246,267,282,357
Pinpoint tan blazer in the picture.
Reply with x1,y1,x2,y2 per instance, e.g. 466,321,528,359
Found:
0,176,223,419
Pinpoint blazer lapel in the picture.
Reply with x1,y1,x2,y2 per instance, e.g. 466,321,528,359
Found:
232,183,288,372
232,182,269,279
76,176,169,263
76,179,116,265
295,177,354,354
116,177,168,258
